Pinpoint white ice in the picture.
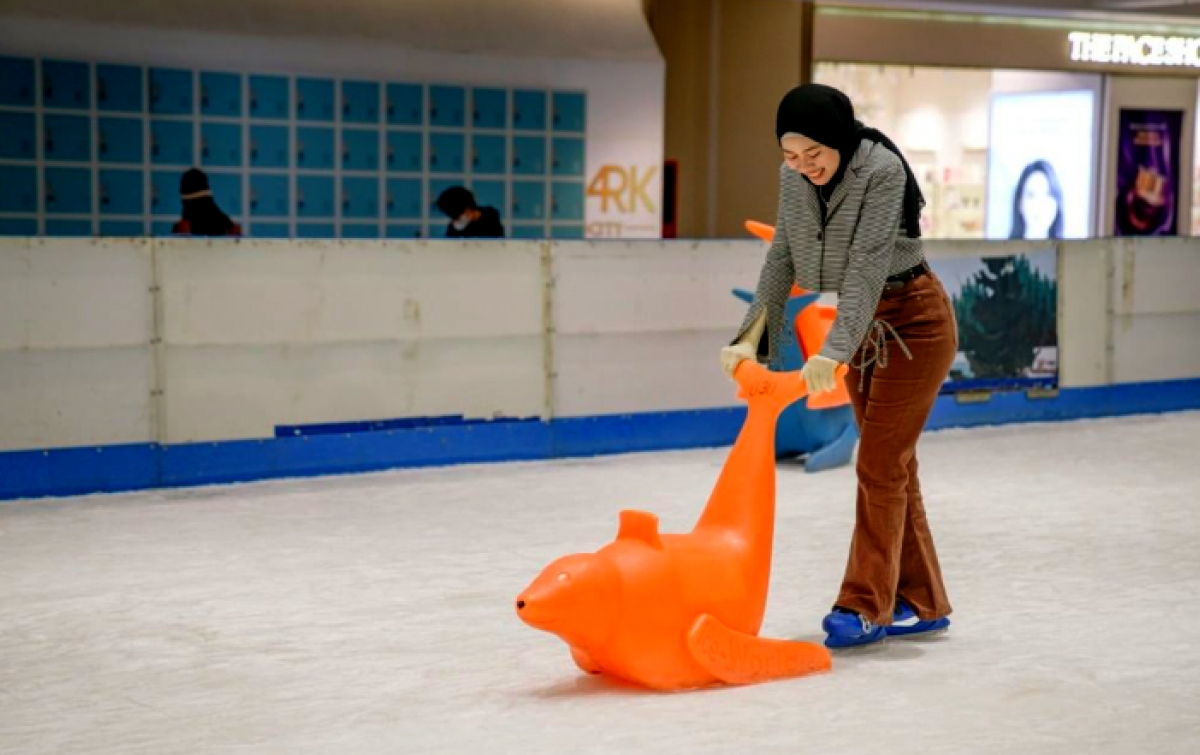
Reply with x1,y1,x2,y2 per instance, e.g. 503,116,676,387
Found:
2,412,1200,755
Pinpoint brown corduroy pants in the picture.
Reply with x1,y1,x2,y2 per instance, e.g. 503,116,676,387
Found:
836,272,956,626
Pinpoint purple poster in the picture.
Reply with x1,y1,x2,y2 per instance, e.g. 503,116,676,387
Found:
1114,108,1182,236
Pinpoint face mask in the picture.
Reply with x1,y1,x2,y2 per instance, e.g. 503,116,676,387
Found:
452,215,471,231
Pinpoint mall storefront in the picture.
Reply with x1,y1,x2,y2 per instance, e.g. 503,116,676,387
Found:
813,6,1200,239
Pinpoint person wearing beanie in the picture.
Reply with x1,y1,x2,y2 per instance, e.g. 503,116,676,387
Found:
436,186,505,239
172,168,241,237
721,83,956,649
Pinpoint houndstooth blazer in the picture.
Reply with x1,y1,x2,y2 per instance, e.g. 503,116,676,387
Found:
735,139,925,366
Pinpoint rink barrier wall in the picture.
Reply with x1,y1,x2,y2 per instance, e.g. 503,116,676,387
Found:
1,236,1199,500
1,377,1198,501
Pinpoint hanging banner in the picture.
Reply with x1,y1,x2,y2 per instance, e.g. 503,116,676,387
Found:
1114,108,1182,237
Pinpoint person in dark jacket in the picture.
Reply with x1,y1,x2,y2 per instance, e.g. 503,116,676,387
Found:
172,168,241,237
436,186,505,238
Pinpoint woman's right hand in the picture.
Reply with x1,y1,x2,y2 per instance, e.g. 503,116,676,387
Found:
720,342,757,381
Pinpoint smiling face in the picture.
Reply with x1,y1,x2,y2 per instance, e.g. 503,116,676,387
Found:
781,134,840,186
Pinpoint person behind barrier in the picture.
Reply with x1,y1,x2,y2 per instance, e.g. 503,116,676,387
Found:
721,83,957,649
172,168,241,237
435,186,505,239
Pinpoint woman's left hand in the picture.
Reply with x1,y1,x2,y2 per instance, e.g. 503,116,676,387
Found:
801,355,840,395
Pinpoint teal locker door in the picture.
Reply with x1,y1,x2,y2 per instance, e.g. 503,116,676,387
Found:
430,86,466,127
297,78,335,122
0,56,36,106
201,122,243,167
148,68,193,114
98,169,145,216
97,64,143,112
249,174,289,217
151,171,182,217
342,129,381,171
471,134,506,176
472,88,507,130
44,167,93,214
386,131,423,173
297,175,335,218
552,92,586,132
200,72,242,117
208,172,243,217
250,125,289,168
342,81,381,124
551,181,585,222
249,75,289,120
296,127,335,170
387,83,423,126
150,120,194,166
429,132,464,174
98,117,144,164
511,181,546,221
0,166,37,213
513,90,546,131
386,178,422,219
42,60,90,110
0,111,36,160
44,114,91,162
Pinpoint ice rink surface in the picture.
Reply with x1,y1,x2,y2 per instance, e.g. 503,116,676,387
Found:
2,411,1199,754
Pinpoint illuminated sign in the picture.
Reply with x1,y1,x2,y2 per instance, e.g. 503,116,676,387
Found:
1068,31,1200,67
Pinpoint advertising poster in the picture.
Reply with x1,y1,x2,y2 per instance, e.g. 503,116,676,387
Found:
985,90,1095,241
929,251,1058,393
1114,108,1182,237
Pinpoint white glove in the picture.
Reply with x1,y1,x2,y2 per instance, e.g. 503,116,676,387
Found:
801,355,839,395
721,311,767,381
720,342,756,380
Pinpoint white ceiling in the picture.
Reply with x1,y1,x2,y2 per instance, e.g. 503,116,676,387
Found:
0,0,661,61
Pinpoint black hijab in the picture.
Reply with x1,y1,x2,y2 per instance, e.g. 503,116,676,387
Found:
775,83,924,239
180,168,236,237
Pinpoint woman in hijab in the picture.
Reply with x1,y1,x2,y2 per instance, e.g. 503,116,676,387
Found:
721,83,957,649
172,168,241,237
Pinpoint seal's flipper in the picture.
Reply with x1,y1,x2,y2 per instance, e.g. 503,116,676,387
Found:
570,646,601,675
617,510,663,549
686,614,832,685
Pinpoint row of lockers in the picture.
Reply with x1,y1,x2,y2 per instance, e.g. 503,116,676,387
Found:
0,57,586,131
0,218,586,240
0,166,586,221
0,112,586,175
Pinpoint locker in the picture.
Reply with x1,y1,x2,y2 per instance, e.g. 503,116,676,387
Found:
552,92,586,132
386,131,423,172
249,75,289,120
296,78,335,122
101,220,146,236
512,90,546,131
250,222,289,239
150,171,182,217
511,181,546,221
509,224,545,240
512,136,546,175
151,220,179,236
43,114,91,162
0,56,35,107
342,176,380,219
297,175,335,218
430,85,465,127
98,169,145,216
45,219,93,236
200,72,242,117
342,80,381,124
44,167,93,214
201,122,243,167
471,180,505,216
472,88,507,130
0,111,36,160
208,172,243,216
342,128,380,171
471,134,506,175
385,178,422,219
551,224,585,239
296,126,335,170
42,60,90,110
297,223,335,239
148,68,194,115
386,224,424,239
386,83,423,126
151,120,194,165
0,166,37,213
341,224,380,239
98,117,144,164
0,218,38,236
249,174,289,217
551,181,585,221
97,64,143,113
429,132,464,174
249,124,289,168
552,137,585,177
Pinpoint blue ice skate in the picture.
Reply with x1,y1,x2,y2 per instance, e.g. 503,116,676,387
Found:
885,599,950,637
822,608,886,648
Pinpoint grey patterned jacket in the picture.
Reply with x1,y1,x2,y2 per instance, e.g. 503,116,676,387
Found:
736,139,925,366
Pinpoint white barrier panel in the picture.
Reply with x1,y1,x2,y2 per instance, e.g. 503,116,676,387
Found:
1059,241,1110,388
0,238,154,451
157,239,546,443
551,240,764,416
1109,238,1200,384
